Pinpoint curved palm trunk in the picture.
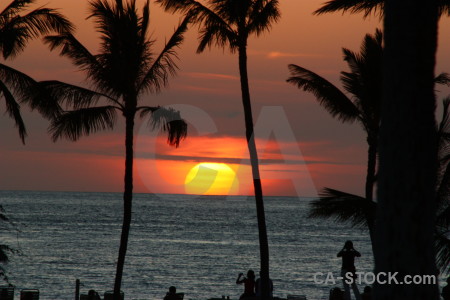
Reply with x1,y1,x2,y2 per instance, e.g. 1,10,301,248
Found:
374,0,439,299
238,44,270,300
114,111,135,300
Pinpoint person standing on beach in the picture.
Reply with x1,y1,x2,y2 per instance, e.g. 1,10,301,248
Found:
87,290,101,300
164,286,179,300
337,241,361,300
236,270,256,299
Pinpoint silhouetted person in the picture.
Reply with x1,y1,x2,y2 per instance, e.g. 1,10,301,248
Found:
337,241,361,300
236,270,256,299
442,278,450,300
164,286,179,300
88,289,101,300
329,287,344,300
361,286,372,300
255,273,273,299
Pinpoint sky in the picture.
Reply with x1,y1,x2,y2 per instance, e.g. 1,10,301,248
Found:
1,0,450,197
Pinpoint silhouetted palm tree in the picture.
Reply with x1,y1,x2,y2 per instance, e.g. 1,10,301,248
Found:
0,0,73,143
43,1,189,298
287,30,450,256
314,0,450,18
155,1,279,297
288,30,383,243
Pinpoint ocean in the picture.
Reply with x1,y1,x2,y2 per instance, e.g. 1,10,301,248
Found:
0,191,439,300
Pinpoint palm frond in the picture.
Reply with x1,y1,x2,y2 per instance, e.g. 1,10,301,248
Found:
1,0,33,19
0,206,19,267
437,161,450,214
156,0,237,51
15,8,74,36
441,153,450,166
314,0,384,18
0,80,26,143
340,49,363,102
287,64,360,122
0,63,60,118
156,0,201,17
437,204,450,230
308,187,376,229
438,0,450,17
0,206,10,223
139,106,187,147
190,1,233,27
340,30,382,129
50,106,117,142
0,265,9,284
435,73,450,86
197,19,238,53
439,97,450,136
341,29,382,84
88,0,123,44
39,81,119,110
195,6,238,52
247,0,280,37
89,0,116,21
438,97,450,202
87,0,155,96
0,20,27,59
342,29,382,78
435,230,450,274
0,244,16,264
138,15,190,94
314,0,450,18
140,0,150,47
44,34,102,83
0,205,19,275
1,7,74,59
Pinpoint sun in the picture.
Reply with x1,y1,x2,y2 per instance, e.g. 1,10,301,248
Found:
184,163,239,195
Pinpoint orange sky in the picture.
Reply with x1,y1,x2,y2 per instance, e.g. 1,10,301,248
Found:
1,0,450,197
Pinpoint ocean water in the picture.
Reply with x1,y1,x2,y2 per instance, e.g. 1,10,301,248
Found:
0,191,384,299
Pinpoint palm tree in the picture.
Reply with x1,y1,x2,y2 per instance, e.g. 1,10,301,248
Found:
287,30,383,244
42,1,189,298
0,0,73,143
313,0,450,18
288,28,450,250
0,0,72,284
155,1,280,298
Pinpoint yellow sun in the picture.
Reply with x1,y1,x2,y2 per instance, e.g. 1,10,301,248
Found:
184,163,239,195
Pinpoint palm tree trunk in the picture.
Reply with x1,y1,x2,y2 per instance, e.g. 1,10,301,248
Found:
114,111,135,300
374,0,439,299
365,139,377,246
238,43,271,300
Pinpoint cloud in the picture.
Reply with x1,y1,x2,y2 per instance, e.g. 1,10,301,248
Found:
247,49,324,59
148,153,358,166
174,84,239,95
267,51,321,59
135,135,359,166
183,72,239,81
